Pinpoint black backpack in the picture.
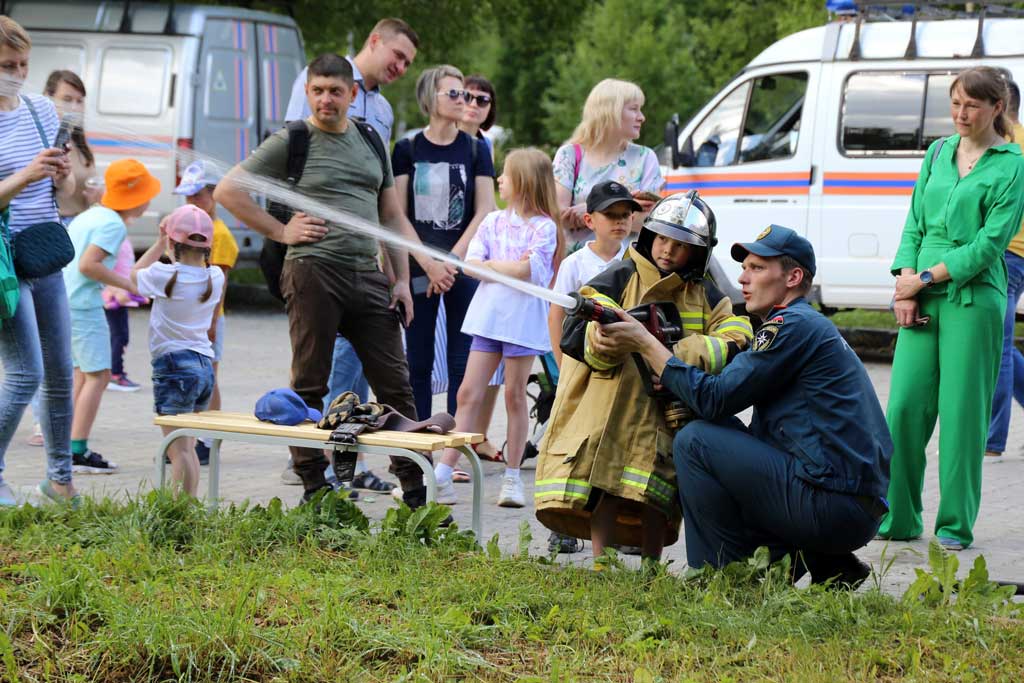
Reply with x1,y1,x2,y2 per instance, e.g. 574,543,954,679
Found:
259,118,390,302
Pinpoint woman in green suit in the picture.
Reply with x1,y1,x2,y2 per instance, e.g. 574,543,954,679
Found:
882,67,1024,551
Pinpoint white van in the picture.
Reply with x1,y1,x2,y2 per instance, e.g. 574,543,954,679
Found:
11,1,306,258
662,1,1024,309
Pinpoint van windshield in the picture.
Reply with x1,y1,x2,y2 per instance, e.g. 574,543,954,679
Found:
683,72,808,167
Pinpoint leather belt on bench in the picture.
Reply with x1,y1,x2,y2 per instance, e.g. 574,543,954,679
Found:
320,391,456,480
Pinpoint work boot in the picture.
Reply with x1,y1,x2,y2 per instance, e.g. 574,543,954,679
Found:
402,486,453,527
808,552,871,590
301,483,334,505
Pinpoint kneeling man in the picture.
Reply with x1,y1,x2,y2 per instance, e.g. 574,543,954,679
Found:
592,225,892,586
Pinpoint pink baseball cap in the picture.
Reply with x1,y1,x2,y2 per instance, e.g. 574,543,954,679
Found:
165,205,214,248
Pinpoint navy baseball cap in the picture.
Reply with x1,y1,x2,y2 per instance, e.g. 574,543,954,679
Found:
255,388,323,426
730,224,816,278
586,180,642,214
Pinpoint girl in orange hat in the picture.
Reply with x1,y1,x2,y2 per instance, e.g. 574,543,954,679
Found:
62,158,160,474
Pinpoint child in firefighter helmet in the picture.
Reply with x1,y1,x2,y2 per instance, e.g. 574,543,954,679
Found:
535,190,752,563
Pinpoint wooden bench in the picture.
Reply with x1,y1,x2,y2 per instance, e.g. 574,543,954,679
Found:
153,410,486,538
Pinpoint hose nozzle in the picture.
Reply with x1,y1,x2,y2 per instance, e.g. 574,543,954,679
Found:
566,291,620,324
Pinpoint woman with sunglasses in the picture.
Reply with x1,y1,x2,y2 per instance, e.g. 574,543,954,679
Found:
392,65,496,424
553,78,664,247
459,74,497,161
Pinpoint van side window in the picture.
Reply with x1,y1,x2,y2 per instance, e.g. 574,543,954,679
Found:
97,47,170,117
738,73,807,163
683,83,749,167
841,72,956,155
682,72,807,167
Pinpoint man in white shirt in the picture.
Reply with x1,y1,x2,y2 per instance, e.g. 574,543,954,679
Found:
284,18,417,144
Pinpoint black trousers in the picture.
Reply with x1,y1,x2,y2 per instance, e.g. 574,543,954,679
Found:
105,307,130,377
673,419,882,571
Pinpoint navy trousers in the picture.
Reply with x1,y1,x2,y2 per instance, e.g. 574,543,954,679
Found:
673,420,881,571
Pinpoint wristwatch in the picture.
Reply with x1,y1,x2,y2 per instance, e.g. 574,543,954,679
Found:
919,270,935,287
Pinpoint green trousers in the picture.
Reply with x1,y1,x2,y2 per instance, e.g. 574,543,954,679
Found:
880,286,1004,547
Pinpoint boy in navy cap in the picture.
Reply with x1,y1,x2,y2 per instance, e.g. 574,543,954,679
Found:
592,224,892,588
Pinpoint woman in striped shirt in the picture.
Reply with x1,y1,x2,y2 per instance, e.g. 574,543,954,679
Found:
0,15,79,507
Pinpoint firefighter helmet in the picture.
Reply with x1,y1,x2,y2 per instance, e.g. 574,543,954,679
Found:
637,190,717,279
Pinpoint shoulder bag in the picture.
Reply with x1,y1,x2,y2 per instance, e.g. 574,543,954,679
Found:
11,95,75,279
0,207,20,319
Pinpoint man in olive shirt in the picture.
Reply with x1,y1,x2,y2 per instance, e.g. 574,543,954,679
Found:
216,54,455,505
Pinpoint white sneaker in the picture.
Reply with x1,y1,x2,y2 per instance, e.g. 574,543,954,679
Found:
497,475,525,508
435,477,458,505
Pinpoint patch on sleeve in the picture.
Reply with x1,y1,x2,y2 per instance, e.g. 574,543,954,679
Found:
753,324,780,352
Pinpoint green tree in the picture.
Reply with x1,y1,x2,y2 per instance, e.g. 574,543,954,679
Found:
489,0,591,147
540,0,698,150
270,0,497,138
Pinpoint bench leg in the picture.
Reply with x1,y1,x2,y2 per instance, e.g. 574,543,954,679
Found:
379,447,437,503
155,429,189,490
206,439,222,512
457,445,484,542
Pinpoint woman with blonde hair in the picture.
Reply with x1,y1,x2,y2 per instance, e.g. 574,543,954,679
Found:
881,66,1024,551
392,64,495,423
553,78,664,245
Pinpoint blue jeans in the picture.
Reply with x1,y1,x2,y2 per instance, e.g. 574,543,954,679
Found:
0,272,73,485
987,251,1024,453
152,350,214,415
673,420,881,570
406,275,477,419
323,336,369,410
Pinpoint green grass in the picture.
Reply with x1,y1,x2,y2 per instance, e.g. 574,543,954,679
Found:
227,267,266,285
2,492,1022,681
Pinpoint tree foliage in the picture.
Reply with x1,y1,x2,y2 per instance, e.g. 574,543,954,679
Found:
542,0,827,150
246,0,829,148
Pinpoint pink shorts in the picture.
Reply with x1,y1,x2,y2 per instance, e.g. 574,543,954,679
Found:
470,335,543,358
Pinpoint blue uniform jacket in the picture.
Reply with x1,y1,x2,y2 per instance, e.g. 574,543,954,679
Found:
661,297,892,498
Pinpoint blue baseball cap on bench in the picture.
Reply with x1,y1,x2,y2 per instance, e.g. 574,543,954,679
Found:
255,388,323,426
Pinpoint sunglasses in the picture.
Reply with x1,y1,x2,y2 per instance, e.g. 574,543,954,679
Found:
438,89,472,103
466,93,492,107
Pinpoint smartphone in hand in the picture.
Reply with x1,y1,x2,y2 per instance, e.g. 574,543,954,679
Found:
53,114,75,153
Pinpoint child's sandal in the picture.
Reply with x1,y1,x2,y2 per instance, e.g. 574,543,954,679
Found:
452,469,471,483
472,441,505,463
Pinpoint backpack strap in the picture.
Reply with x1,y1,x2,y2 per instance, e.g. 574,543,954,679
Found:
351,118,389,192
284,120,311,185
20,95,59,212
572,143,583,202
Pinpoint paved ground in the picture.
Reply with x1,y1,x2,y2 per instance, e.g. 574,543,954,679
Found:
4,309,1024,595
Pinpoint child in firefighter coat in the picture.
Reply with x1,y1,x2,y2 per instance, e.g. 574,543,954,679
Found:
535,192,752,561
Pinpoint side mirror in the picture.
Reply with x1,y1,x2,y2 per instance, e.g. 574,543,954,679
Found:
664,114,681,169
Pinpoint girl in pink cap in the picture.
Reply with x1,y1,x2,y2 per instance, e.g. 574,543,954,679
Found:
131,204,224,497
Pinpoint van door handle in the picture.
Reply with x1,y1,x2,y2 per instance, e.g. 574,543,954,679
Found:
809,165,817,186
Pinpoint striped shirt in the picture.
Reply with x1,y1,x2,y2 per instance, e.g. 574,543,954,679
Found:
0,94,59,234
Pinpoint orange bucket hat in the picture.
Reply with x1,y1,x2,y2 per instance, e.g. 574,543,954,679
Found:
101,159,162,211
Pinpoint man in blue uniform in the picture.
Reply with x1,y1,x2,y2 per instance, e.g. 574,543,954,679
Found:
591,225,892,587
